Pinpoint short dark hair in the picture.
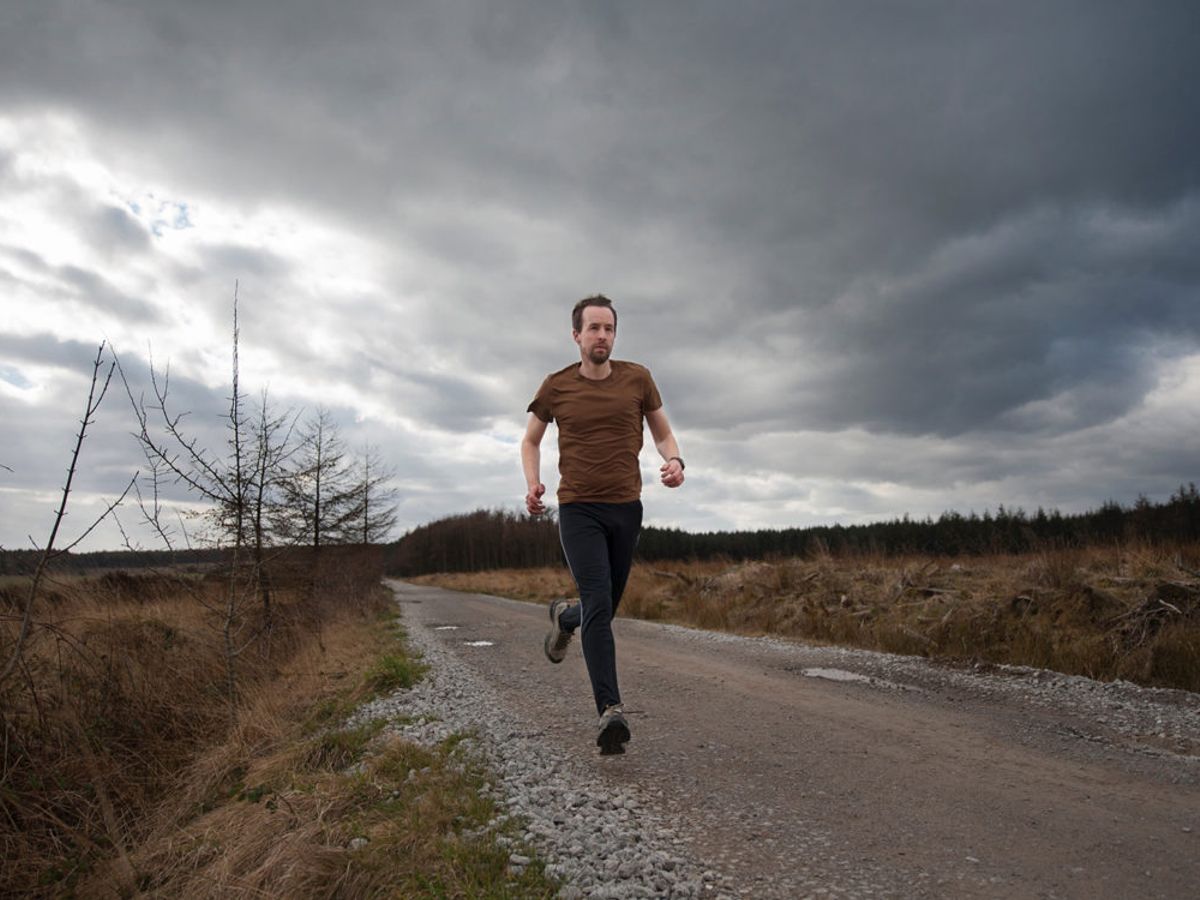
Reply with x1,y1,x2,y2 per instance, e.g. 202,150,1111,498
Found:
572,294,617,332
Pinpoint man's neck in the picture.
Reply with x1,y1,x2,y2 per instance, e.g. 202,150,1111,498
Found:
578,358,612,380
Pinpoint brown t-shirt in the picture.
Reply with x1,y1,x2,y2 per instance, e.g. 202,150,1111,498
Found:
527,360,663,504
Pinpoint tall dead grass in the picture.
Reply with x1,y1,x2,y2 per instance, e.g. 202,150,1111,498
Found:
415,542,1200,692
0,553,386,895
88,603,552,898
4,553,556,898
120,723,554,899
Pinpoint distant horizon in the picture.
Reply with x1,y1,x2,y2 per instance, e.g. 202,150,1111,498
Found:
4,479,1195,557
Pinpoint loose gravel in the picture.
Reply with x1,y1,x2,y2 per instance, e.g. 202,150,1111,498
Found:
352,604,738,899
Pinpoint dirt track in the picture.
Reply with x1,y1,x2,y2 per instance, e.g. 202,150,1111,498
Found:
391,580,1200,898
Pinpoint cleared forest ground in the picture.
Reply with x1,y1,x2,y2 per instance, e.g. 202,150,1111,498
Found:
414,542,1200,692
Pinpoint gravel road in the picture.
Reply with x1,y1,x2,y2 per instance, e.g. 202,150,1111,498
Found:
369,580,1200,899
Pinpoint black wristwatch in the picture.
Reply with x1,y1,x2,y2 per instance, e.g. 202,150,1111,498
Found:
670,456,685,470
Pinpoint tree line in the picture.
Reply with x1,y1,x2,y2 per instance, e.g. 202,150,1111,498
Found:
385,508,562,576
0,546,228,576
385,484,1200,576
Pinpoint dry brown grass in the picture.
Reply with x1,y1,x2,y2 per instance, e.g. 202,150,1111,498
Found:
413,567,582,603
116,727,554,899
416,542,1200,692
3,554,555,897
1,564,380,894
90,616,552,898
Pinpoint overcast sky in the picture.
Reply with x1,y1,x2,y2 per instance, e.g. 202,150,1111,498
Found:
2,1,1198,553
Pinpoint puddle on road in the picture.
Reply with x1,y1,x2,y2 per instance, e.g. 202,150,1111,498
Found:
798,667,921,693
801,667,872,684
464,640,495,647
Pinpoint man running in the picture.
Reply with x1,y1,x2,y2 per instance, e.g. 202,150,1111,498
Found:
521,294,686,755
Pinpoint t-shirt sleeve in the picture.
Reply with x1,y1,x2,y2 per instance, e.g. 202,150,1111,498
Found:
527,375,555,423
643,368,663,413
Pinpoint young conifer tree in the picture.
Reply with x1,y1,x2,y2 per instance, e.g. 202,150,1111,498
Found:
339,444,399,545
273,408,358,551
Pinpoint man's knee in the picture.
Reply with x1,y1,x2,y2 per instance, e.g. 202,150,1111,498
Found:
571,562,611,595
580,594,615,628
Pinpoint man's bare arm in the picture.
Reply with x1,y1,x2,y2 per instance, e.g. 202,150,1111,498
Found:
521,413,549,514
646,406,685,489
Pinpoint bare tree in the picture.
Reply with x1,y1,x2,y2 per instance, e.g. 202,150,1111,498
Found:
119,287,263,710
340,444,400,544
1,343,135,686
246,389,298,636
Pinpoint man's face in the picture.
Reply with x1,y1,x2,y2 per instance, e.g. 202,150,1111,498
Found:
573,306,616,365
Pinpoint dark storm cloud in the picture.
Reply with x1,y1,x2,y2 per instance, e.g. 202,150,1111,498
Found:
4,2,1197,233
7,3,1196,275
790,201,1200,437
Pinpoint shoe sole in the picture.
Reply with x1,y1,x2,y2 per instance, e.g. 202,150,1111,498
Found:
544,631,566,664
597,717,630,755
544,601,569,664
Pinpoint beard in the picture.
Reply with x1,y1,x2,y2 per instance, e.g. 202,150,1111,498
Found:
587,344,610,364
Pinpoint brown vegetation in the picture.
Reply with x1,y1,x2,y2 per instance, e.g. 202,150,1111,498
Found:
415,541,1200,692
1,552,554,897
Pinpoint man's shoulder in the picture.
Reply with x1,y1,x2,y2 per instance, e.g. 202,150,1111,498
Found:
611,360,651,377
612,360,656,387
542,362,581,384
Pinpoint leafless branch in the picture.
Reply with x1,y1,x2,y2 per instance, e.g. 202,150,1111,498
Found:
50,474,137,558
1,343,131,686
116,349,228,504
133,458,179,552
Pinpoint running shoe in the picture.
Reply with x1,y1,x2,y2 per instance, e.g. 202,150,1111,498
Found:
543,598,575,664
597,703,630,755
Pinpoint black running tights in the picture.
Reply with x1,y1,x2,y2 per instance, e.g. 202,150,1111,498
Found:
556,500,642,715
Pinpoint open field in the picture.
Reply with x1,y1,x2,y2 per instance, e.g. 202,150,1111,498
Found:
1,564,555,897
414,542,1200,692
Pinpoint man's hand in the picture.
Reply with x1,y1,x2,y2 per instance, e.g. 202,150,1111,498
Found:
525,483,547,515
660,459,685,488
